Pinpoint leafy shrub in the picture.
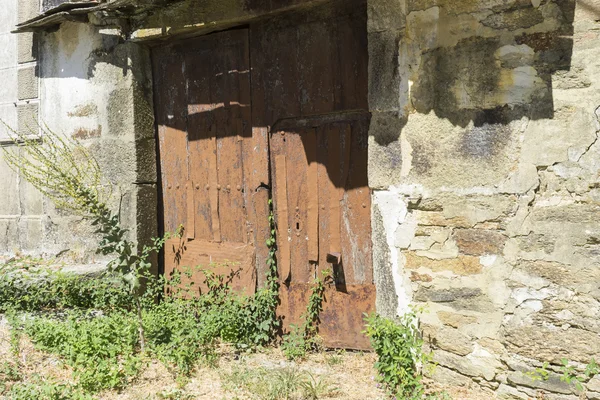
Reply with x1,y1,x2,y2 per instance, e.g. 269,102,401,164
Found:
13,263,282,391
5,377,94,400
363,309,432,400
21,310,141,392
0,267,130,313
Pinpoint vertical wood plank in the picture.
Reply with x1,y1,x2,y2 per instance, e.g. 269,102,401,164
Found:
286,130,310,283
185,43,213,241
186,180,195,240
306,128,319,262
328,125,342,257
341,118,372,284
275,154,291,282
153,47,189,235
208,131,221,242
316,125,331,275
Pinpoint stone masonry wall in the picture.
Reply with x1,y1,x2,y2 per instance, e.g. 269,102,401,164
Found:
368,0,600,398
0,10,157,267
0,0,45,256
36,22,157,265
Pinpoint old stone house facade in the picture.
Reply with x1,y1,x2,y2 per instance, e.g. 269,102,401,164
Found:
1,0,600,397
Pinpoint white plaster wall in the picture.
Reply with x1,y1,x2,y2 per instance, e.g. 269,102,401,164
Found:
0,0,19,139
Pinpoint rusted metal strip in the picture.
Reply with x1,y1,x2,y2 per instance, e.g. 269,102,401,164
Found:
186,180,195,240
275,154,291,281
306,128,319,262
271,110,370,132
340,124,351,200
328,126,342,259
208,127,221,242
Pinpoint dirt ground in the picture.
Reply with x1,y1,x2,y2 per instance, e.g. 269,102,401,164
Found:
0,325,493,400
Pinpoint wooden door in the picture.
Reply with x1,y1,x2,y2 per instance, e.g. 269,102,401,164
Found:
152,0,373,349
270,113,374,349
153,29,269,295
251,0,375,349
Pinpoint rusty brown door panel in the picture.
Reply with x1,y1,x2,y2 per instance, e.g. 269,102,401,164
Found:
152,0,373,349
249,0,368,127
164,237,256,297
153,29,267,295
270,112,374,350
252,0,373,349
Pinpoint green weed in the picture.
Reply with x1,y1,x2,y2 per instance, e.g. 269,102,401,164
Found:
3,375,94,400
363,309,432,400
224,365,336,400
281,269,331,360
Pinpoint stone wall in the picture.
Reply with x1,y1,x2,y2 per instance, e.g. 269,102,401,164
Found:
0,8,157,267
368,0,600,397
0,0,44,256
35,22,157,265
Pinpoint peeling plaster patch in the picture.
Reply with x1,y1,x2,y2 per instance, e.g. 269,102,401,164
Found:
522,300,543,312
512,287,555,305
400,131,413,177
373,187,415,315
480,254,497,267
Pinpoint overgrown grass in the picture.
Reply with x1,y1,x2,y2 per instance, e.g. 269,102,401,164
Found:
224,365,338,400
0,260,283,397
0,259,130,313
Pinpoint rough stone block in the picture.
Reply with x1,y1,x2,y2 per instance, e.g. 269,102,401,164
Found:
506,371,575,395
453,229,507,256
17,33,37,64
423,323,474,356
17,102,38,135
18,0,39,24
413,211,472,228
437,310,477,328
481,7,544,30
107,87,133,137
368,30,401,111
415,287,481,303
433,348,501,381
89,139,137,184
0,152,19,215
587,377,600,393
135,137,157,183
372,205,399,318
0,218,19,253
18,65,39,100
428,364,473,387
367,111,405,188
415,287,496,313
17,217,42,251
404,251,482,275
496,383,534,399
367,0,405,33
504,325,600,364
